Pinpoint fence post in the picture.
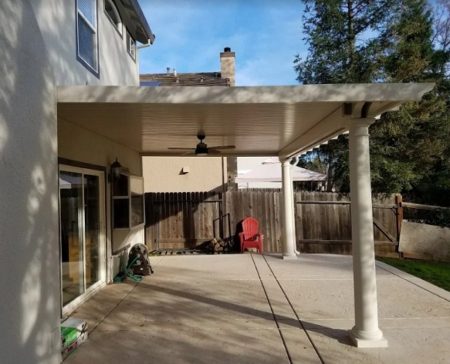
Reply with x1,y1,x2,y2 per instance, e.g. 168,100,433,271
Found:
395,194,403,244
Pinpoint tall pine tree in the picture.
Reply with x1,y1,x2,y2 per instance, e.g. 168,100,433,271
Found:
295,0,396,191
295,0,450,204
370,0,450,202
295,0,394,84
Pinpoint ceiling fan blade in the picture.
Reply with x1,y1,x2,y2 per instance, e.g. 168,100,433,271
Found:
181,150,195,156
208,148,236,154
208,145,236,150
168,147,195,151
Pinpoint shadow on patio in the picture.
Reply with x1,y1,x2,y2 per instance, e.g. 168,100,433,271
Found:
65,254,450,364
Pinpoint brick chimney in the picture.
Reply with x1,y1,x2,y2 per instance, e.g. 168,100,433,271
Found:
220,47,235,86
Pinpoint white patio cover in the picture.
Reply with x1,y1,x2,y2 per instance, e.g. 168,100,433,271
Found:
57,83,433,159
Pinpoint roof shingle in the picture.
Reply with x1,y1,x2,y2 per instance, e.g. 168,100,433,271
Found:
140,72,230,87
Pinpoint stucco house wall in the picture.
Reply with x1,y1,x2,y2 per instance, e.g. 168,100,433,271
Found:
0,1,149,362
143,156,227,193
30,0,139,86
58,118,144,257
0,1,60,362
51,0,145,276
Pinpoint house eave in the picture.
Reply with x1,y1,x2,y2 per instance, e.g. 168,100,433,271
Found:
114,0,155,44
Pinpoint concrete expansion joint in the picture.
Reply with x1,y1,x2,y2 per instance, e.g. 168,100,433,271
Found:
257,255,325,363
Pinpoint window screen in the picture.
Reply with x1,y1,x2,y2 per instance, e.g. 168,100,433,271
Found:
77,0,98,73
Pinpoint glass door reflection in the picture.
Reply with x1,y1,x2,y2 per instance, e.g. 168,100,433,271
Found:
60,171,85,305
59,168,103,307
84,174,101,289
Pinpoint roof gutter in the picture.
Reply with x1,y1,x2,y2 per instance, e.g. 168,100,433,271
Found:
137,40,152,49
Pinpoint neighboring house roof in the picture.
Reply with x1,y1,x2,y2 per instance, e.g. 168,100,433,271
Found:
140,72,229,86
116,0,155,44
236,157,327,183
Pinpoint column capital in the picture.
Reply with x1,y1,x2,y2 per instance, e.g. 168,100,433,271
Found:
346,118,376,129
279,157,291,166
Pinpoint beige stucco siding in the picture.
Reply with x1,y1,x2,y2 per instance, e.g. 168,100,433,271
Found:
58,118,141,175
58,118,144,256
0,1,60,362
30,0,139,86
47,0,146,282
143,157,227,192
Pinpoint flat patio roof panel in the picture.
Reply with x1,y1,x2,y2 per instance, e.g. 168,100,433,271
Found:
57,83,434,158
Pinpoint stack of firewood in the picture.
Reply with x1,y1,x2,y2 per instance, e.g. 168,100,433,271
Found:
196,238,233,254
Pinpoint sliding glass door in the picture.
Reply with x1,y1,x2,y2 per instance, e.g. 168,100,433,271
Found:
59,165,106,310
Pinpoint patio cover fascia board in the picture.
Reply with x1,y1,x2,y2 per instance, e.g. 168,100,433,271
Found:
57,83,434,159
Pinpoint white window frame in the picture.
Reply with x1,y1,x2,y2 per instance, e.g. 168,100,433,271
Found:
104,0,123,36
76,0,99,75
112,173,145,229
126,30,136,61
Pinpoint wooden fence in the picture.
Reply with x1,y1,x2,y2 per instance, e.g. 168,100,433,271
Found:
145,191,400,253
145,192,223,250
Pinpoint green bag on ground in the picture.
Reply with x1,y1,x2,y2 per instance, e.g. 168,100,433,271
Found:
61,326,79,347
61,318,88,359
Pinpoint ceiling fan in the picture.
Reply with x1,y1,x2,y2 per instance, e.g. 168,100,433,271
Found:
168,132,235,155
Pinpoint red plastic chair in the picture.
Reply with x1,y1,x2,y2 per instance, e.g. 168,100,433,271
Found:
239,217,263,254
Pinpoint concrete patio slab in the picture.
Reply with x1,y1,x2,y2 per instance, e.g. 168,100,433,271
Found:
65,254,450,364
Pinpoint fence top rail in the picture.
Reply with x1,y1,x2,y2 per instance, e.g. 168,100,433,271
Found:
296,200,350,205
295,200,396,209
402,202,450,211
149,199,222,204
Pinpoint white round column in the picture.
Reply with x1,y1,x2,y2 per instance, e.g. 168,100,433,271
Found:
348,119,388,348
281,159,297,259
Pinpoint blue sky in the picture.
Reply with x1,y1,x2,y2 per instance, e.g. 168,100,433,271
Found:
138,0,306,86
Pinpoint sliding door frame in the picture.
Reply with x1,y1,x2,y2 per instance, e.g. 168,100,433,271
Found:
59,163,107,317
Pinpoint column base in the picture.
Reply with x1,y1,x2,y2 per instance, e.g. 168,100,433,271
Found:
282,254,297,260
349,328,388,348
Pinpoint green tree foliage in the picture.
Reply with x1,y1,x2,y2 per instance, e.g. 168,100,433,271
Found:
295,0,396,191
371,0,450,203
297,135,350,191
295,0,394,84
295,0,450,204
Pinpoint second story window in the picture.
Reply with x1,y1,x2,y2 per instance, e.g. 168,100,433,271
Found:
105,0,122,35
76,0,99,75
126,31,136,61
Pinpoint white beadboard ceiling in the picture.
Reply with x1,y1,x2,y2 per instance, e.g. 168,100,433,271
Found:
57,83,433,159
